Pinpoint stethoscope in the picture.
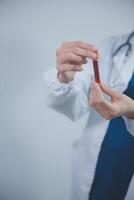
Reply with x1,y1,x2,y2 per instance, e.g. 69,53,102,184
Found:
92,31,134,84
113,30,134,57
111,30,134,88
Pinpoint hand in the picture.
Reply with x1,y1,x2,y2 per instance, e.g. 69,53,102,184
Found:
89,81,134,120
56,41,98,83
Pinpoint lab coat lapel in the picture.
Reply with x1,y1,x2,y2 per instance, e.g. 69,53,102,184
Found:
109,50,134,92
109,51,126,91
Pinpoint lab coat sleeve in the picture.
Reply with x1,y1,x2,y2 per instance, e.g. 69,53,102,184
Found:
123,117,134,136
44,62,93,121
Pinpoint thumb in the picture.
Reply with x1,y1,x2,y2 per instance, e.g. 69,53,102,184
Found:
100,83,121,99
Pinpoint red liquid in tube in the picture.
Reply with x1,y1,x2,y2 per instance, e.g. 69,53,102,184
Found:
92,60,101,84
92,50,101,84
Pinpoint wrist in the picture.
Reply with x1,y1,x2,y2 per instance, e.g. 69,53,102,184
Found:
124,98,134,119
57,71,74,83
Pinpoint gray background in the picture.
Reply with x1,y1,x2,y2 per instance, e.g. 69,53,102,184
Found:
0,0,134,200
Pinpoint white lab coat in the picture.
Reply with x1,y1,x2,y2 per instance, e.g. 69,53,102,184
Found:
44,33,134,200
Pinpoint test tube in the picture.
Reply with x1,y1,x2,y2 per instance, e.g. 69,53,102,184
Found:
92,51,101,84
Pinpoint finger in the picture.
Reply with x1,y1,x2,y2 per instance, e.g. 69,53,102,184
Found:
61,41,97,51
58,53,86,64
90,87,113,118
91,82,104,100
100,83,122,99
90,82,112,107
73,41,97,51
90,82,118,119
93,83,116,107
82,59,88,64
57,52,87,65
72,47,98,59
70,59,87,66
57,64,83,72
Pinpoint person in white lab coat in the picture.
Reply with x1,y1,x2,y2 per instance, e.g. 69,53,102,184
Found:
44,31,134,200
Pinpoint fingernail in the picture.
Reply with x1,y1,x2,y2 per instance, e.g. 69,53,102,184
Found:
92,46,97,51
93,54,98,59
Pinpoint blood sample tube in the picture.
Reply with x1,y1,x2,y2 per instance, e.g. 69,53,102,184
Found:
92,51,101,84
